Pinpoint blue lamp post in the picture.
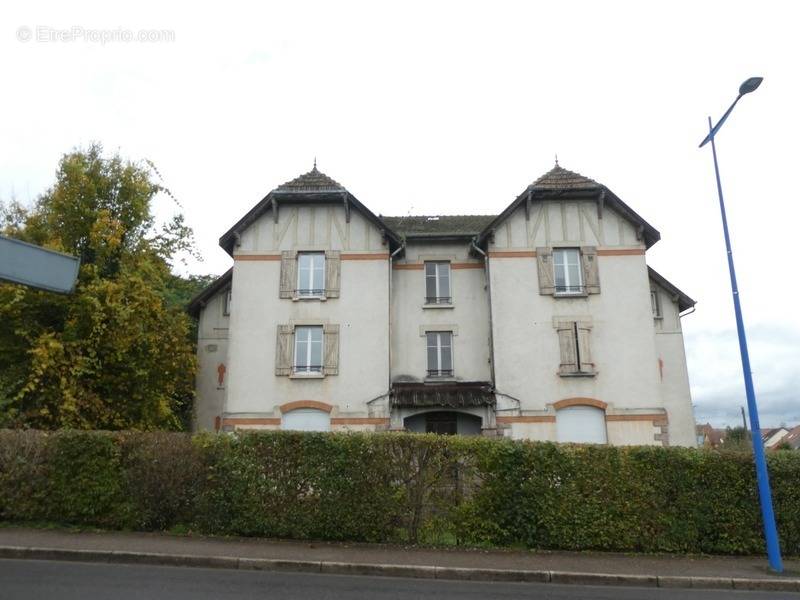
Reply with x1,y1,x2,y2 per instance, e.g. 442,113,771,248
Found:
699,77,783,574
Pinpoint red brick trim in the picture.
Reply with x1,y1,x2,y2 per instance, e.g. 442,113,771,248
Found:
393,263,424,270
278,400,334,414
451,262,484,269
341,253,389,260
331,417,390,425
496,416,556,424
222,417,281,426
553,397,608,411
597,248,645,256
487,250,537,258
606,414,668,422
234,254,282,261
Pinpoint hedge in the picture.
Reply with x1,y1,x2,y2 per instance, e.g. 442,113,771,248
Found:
0,429,798,555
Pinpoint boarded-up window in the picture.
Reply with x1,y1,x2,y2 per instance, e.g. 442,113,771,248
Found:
556,406,607,444
555,321,595,376
282,408,331,432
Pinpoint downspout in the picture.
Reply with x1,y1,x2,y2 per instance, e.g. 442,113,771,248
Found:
388,240,405,422
470,237,496,387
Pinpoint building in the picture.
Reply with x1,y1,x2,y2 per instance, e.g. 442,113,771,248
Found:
188,162,697,446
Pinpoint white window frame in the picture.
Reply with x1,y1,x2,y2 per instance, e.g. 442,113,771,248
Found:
651,290,662,318
293,325,323,374
553,248,583,296
297,252,326,298
426,331,453,377
424,261,452,305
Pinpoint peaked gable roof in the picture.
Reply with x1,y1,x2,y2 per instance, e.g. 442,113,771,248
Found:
475,164,660,249
187,268,232,318
647,267,696,313
219,165,400,255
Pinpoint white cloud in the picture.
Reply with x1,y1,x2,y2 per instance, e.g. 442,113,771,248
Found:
2,0,798,426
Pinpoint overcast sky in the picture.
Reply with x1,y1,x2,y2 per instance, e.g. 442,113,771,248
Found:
2,1,798,428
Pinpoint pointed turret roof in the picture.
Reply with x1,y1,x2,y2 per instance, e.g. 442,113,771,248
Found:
219,163,400,255
273,164,347,194
476,162,660,248
528,164,602,192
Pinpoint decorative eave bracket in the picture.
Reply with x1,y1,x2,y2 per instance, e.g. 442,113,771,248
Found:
342,192,351,223
596,190,606,220
270,196,279,223
524,189,532,221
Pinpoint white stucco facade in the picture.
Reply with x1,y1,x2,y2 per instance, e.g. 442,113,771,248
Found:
189,164,697,446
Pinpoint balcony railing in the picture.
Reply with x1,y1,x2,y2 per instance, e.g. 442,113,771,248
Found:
425,296,452,305
296,288,326,297
554,285,585,295
293,365,323,374
427,369,454,378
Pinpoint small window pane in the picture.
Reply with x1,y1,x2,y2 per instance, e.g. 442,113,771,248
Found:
439,265,451,298
294,326,323,372
440,344,452,371
297,253,325,295
554,248,582,294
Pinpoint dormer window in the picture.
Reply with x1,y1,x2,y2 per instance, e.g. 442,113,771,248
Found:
297,252,325,297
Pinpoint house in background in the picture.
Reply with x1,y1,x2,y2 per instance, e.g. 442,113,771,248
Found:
761,427,791,449
189,163,697,446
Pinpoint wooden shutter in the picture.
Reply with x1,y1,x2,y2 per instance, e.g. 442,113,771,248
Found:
275,324,294,375
325,251,341,298
556,322,577,374
279,251,297,299
576,324,594,373
580,246,600,294
536,247,555,295
323,324,340,375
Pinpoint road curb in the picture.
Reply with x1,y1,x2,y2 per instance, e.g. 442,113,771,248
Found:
1,545,798,592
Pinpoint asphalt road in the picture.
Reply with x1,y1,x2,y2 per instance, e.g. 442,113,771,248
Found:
0,559,797,600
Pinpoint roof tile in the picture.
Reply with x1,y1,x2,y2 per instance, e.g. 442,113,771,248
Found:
382,214,495,237
274,165,347,193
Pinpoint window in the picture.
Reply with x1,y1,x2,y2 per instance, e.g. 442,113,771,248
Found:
223,289,232,316
426,331,453,377
425,262,451,304
553,248,583,295
556,406,607,444
537,247,599,296
276,323,339,377
650,290,662,318
282,408,331,432
555,321,595,376
294,326,323,373
297,252,326,297
280,251,340,300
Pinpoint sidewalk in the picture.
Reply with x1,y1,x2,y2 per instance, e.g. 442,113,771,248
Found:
1,526,798,592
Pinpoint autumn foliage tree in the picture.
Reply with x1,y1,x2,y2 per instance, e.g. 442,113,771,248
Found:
0,145,201,430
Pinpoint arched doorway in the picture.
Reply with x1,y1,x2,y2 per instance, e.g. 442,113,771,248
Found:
404,411,482,435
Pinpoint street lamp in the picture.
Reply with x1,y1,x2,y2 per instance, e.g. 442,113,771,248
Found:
699,77,783,574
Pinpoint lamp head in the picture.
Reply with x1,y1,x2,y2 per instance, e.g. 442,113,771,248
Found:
739,77,763,96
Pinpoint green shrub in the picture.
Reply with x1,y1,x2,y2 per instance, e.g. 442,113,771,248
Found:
0,429,798,555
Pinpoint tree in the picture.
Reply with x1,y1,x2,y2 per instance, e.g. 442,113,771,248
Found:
720,426,751,452
0,144,202,430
